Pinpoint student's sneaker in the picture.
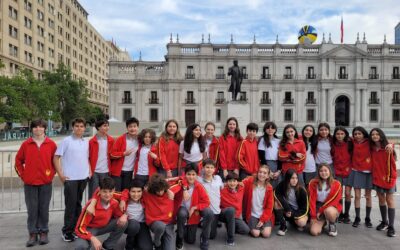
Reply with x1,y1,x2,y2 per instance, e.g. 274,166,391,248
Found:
338,213,345,223
352,217,361,228
39,232,49,245
376,221,389,231
277,223,288,236
387,226,396,237
72,232,78,239
328,223,338,237
26,233,38,247
226,240,235,246
176,236,183,250
342,214,351,224
61,232,74,242
365,217,373,228
200,237,209,250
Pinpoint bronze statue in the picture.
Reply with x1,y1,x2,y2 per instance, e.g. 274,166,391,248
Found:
228,60,243,101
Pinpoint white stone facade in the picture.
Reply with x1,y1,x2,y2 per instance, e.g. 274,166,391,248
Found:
108,38,400,130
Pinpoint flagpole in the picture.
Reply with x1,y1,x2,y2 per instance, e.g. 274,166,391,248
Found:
341,15,344,44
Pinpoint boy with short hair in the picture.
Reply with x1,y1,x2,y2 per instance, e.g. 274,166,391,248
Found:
237,123,260,180
54,118,90,242
75,177,128,250
15,119,57,247
88,119,115,197
110,117,140,191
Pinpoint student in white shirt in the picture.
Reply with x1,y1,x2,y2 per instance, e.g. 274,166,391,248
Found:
179,123,205,174
301,125,318,186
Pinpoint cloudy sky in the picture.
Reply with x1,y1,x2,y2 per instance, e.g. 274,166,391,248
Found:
80,0,400,61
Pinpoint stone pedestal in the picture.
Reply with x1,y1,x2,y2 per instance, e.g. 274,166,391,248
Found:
221,101,251,132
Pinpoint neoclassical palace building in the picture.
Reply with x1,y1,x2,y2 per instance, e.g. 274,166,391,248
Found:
108,34,400,129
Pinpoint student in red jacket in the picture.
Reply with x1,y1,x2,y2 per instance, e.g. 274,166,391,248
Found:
204,122,219,172
242,165,274,238
110,117,140,191
332,126,353,224
15,119,57,247
278,124,306,184
219,117,242,179
309,164,342,237
175,163,213,250
179,123,205,174
370,128,397,237
133,128,160,187
88,119,115,197
238,123,260,180
75,177,127,250
157,119,183,177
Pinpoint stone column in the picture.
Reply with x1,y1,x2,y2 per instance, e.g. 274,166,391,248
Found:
320,87,326,122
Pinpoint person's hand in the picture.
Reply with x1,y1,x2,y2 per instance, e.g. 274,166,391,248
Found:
223,170,228,178
189,206,197,217
90,236,102,250
385,144,394,153
86,199,97,215
117,214,128,227
296,153,304,158
119,200,126,212
124,148,134,156
166,170,172,178
285,211,292,217
58,174,69,183
233,169,239,176
149,152,158,159
183,190,190,201
316,213,321,219
310,218,317,225
256,221,264,229
167,189,175,200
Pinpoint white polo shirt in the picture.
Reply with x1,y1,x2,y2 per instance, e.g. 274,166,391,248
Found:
95,136,109,173
179,140,203,162
198,175,224,214
258,137,280,161
55,135,90,180
122,136,139,171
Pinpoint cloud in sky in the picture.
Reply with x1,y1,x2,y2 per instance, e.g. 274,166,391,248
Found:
79,0,400,61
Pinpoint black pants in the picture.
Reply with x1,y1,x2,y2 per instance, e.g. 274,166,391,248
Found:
112,171,133,191
125,220,153,250
210,207,235,242
63,179,88,234
24,183,52,234
177,206,213,244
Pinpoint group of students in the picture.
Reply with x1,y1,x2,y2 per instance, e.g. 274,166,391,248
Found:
14,116,397,250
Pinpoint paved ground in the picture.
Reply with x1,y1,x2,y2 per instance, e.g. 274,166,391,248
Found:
1,193,399,250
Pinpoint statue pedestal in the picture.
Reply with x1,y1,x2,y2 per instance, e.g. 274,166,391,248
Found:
221,101,251,132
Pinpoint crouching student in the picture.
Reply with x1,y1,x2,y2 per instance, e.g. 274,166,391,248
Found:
220,172,251,245
238,123,260,180
309,164,342,237
242,165,274,238
175,163,213,250
274,169,309,236
75,177,128,250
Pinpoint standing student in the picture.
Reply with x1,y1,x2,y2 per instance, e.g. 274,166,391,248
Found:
258,121,281,188
301,125,318,186
110,117,140,191
238,123,260,180
274,169,309,236
175,163,213,250
370,128,397,237
15,119,57,247
179,123,205,174
88,119,115,197
315,123,333,172
204,122,219,169
309,164,342,237
133,128,159,187
219,117,242,179
278,124,306,184
242,165,274,238
54,118,90,242
157,119,183,177
74,177,128,250
332,126,353,224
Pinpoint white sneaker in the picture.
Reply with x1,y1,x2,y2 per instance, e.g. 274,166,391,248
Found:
328,223,338,237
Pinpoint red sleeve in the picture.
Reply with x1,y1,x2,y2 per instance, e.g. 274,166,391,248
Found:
120,189,130,202
238,141,248,171
278,145,290,162
292,141,306,163
319,182,342,215
112,202,124,218
110,136,125,159
75,202,95,240
151,146,161,167
259,185,274,223
196,184,210,211
219,137,227,170
308,181,317,219
15,142,26,180
158,137,171,171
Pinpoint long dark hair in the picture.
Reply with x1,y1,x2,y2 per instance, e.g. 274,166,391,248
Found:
352,126,369,141
282,169,302,197
160,119,183,143
184,123,205,154
301,124,317,154
222,117,241,139
261,121,278,148
317,122,332,140
279,124,299,151
333,126,353,154
369,128,397,160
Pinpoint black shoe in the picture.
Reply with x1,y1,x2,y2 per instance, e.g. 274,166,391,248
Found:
387,226,396,237
154,245,162,250
26,233,38,247
352,217,361,228
62,232,74,242
338,213,345,223
200,237,209,250
365,217,373,228
176,236,183,250
376,221,389,231
72,232,78,239
277,223,288,236
102,243,113,250
342,214,351,224
39,232,49,245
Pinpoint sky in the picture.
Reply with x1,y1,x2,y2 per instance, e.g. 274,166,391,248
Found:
79,0,400,61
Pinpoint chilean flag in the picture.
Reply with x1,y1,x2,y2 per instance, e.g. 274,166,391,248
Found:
340,16,344,44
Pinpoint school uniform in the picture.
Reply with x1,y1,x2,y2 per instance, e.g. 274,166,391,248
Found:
278,139,306,183
219,134,242,178
303,142,317,186
315,138,333,172
238,136,260,180
88,134,114,197
332,141,352,186
348,139,373,189
242,176,274,230
157,136,180,177
110,134,139,191
258,137,281,188
205,136,220,173
74,198,127,250
15,137,57,235
371,147,397,193
133,144,159,187
308,179,342,220
179,140,204,174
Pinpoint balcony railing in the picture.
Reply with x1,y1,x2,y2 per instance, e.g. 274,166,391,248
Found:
185,73,195,79
185,98,196,104
369,98,380,104
338,74,348,79
306,98,316,104
260,98,272,104
369,74,379,79
149,98,159,104
260,74,271,79
215,98,226,104
122,98,132,104
216,74,225,79
392,74,400,79
283,98,294,104
392,98,400,104
283,74,293,79
306,74,316,79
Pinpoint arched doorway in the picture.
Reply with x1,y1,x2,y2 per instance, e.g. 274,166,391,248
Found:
335,96,350,126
